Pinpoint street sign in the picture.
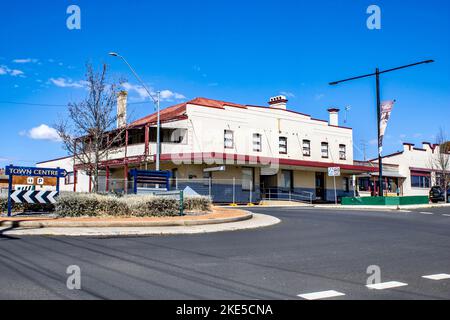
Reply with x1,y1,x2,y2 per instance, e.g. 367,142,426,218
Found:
10,190,58,204
5,165,64,216
328,167,341,205
328,167,341,177
5,165,67,178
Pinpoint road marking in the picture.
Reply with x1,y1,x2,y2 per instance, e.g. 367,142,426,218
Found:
422,274,450,280
398,210,411,213
443,214,450,217
298,290,346,300
420,212,434,215
366,281,408,290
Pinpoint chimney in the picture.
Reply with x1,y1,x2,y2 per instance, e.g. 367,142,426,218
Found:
117,91,128,128
269,95,288,110
327,108,340,126
403,143,414,151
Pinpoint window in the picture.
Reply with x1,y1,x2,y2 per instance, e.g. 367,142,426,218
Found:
253,133,262,152
411,171,431,188
65,172,75,185
321,142,329,158
279,137,287,154
224,130,234,149
303,140,311,157
339,144,346,160
242,168,254,191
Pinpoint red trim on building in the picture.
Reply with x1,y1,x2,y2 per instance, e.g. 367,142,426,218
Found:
160,152,376,172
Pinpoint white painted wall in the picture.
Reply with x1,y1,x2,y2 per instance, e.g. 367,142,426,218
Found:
36,157,91,193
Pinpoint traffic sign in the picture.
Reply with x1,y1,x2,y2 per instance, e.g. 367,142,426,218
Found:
328,167,341,177
10,190,58,204
5,165,67,178
5,165,64,216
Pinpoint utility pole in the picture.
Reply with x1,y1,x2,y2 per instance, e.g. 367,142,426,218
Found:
330,60,434,197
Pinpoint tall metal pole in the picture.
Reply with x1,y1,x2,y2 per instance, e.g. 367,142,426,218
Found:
329,60,434,198
376,68,383,197
109,52,162,171
156,91,161,171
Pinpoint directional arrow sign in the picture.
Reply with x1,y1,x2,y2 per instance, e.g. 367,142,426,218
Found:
47,191,58,204
11,190,23,203
23,190,35,204
10,190,59,204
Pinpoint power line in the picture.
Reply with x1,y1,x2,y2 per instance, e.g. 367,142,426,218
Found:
0,100,150,108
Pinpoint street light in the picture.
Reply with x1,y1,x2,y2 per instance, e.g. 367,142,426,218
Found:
330,59,434,197
108,52,161,171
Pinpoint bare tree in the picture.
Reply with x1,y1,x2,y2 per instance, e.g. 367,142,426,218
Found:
431,128,450,202
55,63,128,193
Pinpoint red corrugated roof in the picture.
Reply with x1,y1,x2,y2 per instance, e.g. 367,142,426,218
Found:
130,97,247,127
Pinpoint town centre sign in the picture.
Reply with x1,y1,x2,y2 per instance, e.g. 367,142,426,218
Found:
5,166,67,178
4,165,68,217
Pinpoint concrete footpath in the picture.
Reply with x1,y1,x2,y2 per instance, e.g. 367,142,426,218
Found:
0,208,281,237
0,213,280,237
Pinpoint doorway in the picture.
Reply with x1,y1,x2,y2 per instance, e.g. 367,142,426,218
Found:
315,172,325,201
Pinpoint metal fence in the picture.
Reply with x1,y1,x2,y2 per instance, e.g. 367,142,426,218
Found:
97,178,313,204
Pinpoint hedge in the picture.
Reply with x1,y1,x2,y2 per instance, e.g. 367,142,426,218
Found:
0,193,212,217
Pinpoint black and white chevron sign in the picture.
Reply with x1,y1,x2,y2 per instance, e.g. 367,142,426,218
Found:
10,190,59,204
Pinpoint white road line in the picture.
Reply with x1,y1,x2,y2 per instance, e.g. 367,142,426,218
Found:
398,210,412,213
298,290,346,300
420,212,434,215
422,274,450,280
366,281,408,290
442,214,450,217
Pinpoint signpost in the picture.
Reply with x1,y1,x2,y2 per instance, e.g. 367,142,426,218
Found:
328,167,341,205
5,165,67,217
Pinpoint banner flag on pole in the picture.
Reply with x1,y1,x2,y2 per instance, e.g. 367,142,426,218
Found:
379,100,396,155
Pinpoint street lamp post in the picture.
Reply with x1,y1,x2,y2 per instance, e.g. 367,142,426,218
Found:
330,60,434,197
109,52,161,171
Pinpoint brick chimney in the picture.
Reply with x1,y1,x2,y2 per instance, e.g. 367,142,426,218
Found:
269,95,288,110
117,91,128,128
327,108,340,126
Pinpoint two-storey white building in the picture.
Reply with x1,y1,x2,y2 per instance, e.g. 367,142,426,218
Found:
38,94,375,203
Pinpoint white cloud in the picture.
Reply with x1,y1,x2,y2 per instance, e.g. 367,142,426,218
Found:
0,65,25,77
122,83,186,102
49,77,87,88
122,82,149,100
160,90,186,101
280,91,296,98
24,124,61,142
12,58,39,64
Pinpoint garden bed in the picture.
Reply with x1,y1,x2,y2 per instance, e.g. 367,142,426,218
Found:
1,193,212,217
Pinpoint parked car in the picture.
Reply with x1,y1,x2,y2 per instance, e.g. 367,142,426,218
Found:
429,186,450,203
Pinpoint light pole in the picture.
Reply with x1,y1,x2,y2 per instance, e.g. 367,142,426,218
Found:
109,52,161,171
330,59,434,197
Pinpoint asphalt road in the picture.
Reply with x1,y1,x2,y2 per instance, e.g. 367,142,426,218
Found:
1,206,449,300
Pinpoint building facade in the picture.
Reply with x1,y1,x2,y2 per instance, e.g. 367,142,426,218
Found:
37,94,376,203
359,142,449,197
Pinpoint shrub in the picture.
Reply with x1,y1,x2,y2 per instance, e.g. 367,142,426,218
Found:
184,196,211,212
55,193,212,217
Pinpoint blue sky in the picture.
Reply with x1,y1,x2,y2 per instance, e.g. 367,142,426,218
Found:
1,0,449,167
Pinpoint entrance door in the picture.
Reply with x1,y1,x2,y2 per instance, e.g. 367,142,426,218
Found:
315,172,325,201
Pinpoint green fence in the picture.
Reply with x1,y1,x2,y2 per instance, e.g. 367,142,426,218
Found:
342,196,429,206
